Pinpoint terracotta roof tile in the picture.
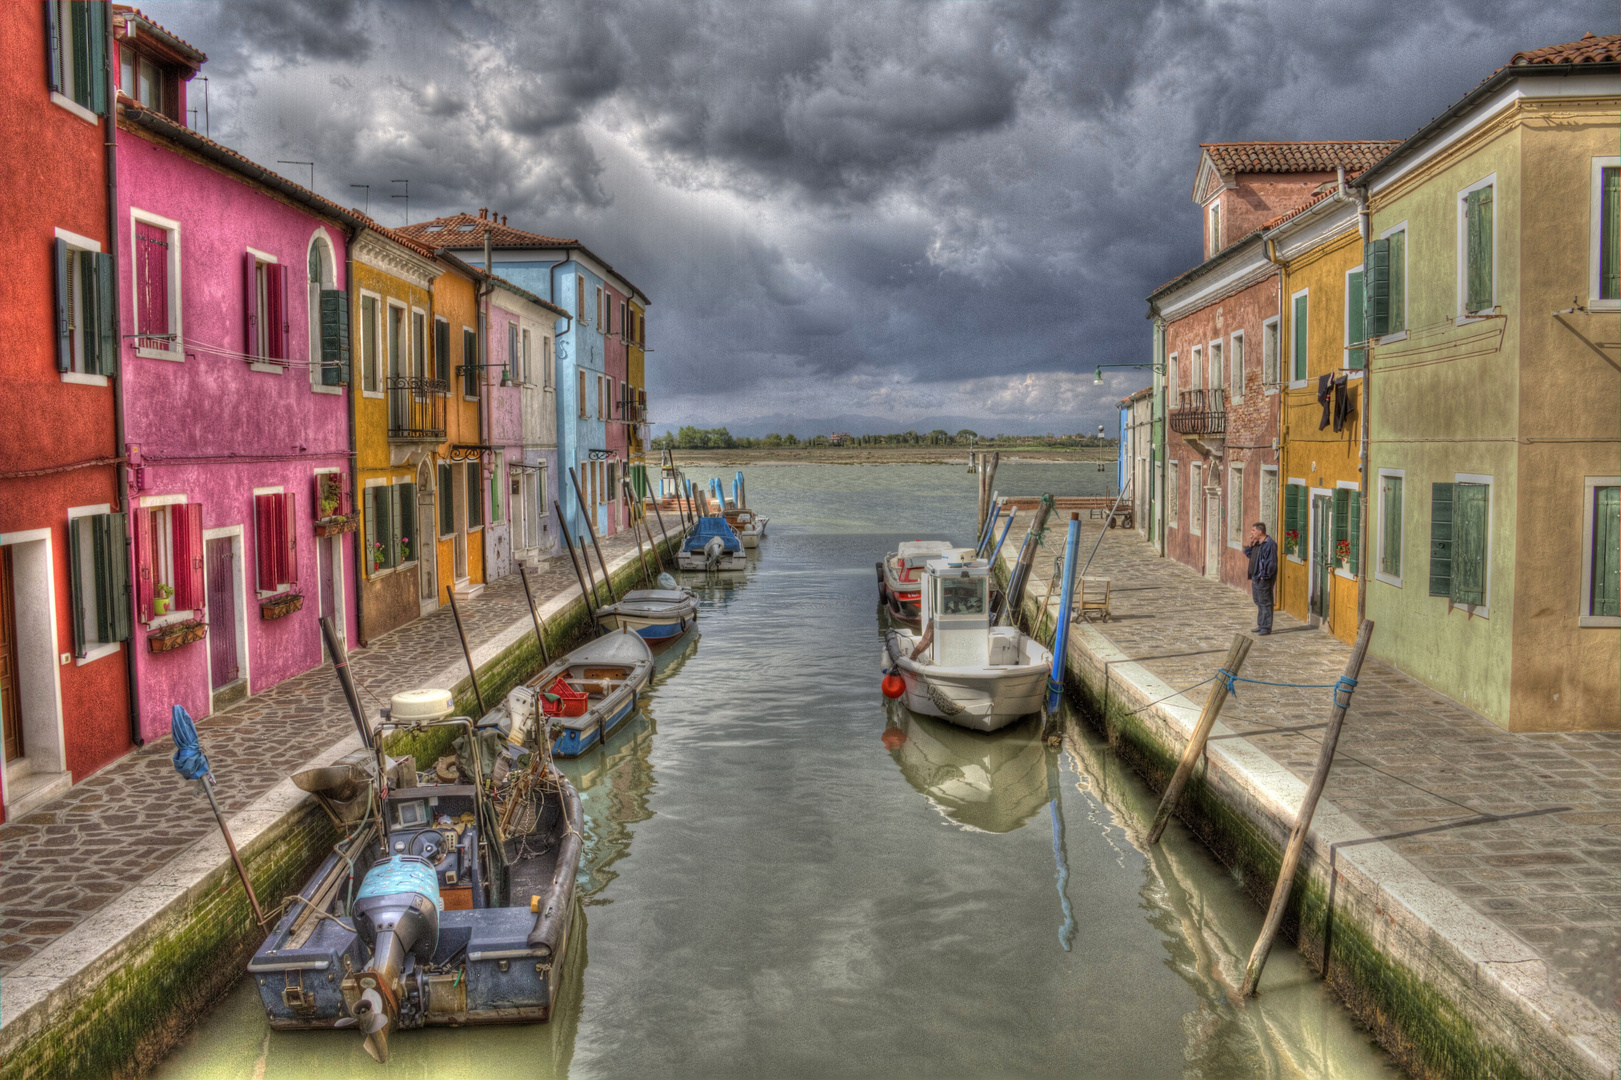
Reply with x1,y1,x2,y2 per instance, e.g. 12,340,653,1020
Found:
1199,141,1401,176
1507,32,1621,68
397,213,579,249
112,5,207,63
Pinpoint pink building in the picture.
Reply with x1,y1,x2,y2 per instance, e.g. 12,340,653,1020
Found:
116,96,364,739
603,282,629,534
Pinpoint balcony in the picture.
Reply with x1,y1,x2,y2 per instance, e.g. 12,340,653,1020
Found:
387,377,449,441
1169,388,1226,437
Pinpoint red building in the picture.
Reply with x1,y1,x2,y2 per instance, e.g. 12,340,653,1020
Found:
0,1,134,820
1147,142,1395,591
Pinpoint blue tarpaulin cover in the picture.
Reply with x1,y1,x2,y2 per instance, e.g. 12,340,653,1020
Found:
682,516,742,553
171,704,211,780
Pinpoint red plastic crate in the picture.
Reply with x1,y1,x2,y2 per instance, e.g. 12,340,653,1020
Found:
542,676,589,718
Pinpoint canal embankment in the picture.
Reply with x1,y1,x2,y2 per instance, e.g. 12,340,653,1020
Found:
0,523,686,1080
1001,523,1619,1080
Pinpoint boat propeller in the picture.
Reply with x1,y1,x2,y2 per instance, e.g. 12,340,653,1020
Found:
338,986,393,1062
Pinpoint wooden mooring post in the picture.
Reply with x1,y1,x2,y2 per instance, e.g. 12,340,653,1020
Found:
1241,619,1374,997
1147,632,1252,845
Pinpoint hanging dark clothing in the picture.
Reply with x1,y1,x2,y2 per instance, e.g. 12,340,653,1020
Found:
1332,375,1352,433
1317,373,1334,430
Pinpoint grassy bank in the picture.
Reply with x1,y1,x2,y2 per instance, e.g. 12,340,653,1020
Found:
667,445,1115,466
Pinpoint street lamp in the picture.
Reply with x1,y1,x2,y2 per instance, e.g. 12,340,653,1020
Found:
1095,362,1164,385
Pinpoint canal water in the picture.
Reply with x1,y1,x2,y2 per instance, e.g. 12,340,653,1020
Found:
157,463,1398,1079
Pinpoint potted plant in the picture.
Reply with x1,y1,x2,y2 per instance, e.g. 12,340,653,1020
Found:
150,618,207,652
1335,538,1351,567
372,540,387,572
396,537,411,564
154,582,174,616
1284,529,1300,557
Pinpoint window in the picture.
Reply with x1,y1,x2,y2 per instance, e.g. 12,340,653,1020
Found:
1190,346,1203,392
1189,463,1203,535
68,511,131,657
462,328,478,397
1167,352,1178,401
1260,468,1279,541
54,236,116,376
1208,201,1221,255
1283,481,1307,561
490,453,504,524
1262,318,1279,389
361,295,379,390
1208,341,1222,393
134,502,203,623
411,311,426,380
1291,291,1308,383
47,1,106,116
1332,486,1361,577
607,462,619,504
1167,462,1178,528
1591,161,1620,307
308,237,346,388
438,463,455,538
364,482,416,574
1377,471,1404,585
1345,267,1365,370
578,369,588,418
386,303,404,384
1430,479,1489,610
543,335,554,389
120,48,166,116
245,253,288,363
607,376,616,419
434,317,450,385
466,463,484,529
596,286,604,332
252,492,298,594
507,323,519,384
521,329,531,385
1229,331,1244,403
577,275,586,323
1386,227,1407,333
1461,179,1495,316
1228,465,1243,547
597,373,606,419
132,215,178,355
1583,479,1621,624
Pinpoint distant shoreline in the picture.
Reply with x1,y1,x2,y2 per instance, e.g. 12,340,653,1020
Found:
663,446,1113,467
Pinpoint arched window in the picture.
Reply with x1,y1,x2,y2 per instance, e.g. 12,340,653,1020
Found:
307,231,337,386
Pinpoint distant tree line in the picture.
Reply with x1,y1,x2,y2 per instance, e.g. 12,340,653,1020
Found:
651,427,1117,450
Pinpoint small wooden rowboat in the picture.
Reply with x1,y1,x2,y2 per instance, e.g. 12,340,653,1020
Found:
722,508,768,548
524,629,655,757
595,586,699,644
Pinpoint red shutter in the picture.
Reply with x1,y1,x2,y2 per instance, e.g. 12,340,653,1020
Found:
255,494,276,591
244,252,259,356
135,223,171,344
133,507,154,622
340,472,351,516
282,492,298,586
271,262,290,360
177,504,205,611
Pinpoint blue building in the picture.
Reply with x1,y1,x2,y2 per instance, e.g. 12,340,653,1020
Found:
401,212,649,545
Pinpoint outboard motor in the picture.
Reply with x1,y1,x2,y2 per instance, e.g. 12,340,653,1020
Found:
657,572,679,591
704,535,724,570
346,855,442,1062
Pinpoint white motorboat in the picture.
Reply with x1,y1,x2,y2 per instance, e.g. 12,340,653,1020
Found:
722,508,767,548
595,576,699,644
880,552,1052,732
878,540,957,624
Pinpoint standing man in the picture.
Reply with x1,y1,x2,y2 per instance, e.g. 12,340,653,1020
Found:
1244,522,1277,636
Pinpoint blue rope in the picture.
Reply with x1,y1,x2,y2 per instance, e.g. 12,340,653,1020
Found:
1220,672,1359,708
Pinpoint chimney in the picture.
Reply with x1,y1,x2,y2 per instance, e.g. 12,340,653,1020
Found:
479,208,488,219
501,215,507,226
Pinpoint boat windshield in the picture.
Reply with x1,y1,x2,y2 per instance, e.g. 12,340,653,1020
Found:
938,577,986,615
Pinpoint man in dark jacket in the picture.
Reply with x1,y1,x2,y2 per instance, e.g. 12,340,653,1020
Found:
1243,522,1277,635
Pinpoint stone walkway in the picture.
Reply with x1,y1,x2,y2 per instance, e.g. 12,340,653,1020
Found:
1018,525,1620,1016
0,526,673,975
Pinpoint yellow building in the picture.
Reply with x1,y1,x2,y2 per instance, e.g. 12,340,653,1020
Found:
349,224,443,642
627,298,648,492
1269,193,1368,645
429,257,488,601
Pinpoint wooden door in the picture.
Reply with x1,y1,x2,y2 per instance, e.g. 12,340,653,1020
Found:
1,547,21,762
206,538,239,688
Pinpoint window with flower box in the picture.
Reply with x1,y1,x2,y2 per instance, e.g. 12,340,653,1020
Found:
364,482,416,574
134,501,204,622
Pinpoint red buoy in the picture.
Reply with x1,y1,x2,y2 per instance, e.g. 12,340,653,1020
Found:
881,727,906,749
881,672,906,699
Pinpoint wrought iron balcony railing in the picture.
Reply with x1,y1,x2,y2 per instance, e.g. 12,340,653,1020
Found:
1169,388,1226,437
387,377,449,441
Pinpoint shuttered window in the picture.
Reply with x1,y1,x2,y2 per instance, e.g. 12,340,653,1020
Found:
48,1,107,112
1333,489,1350,569
1229,332,1244,403
1589,486,1619,618
1349,489,1361,576
438,463,455,538
1429,483,1453,597
1465,185,1494,314
1292,293,1308,382
1167,463,1177,528
68,512,131,656
1345,269,1365,370
466,463,484,529
1362,240,1388,346
1431,482,1487,605
1387,230,1406,333
320,289,349,385
435,318,450,384
54,240,117,375
411,312,426,380
360,296,379,391
462,328,479,397
1260,469,1279,541
1262,321,1279,388
1379,474,1403,579
367,486,394,573
134,221,171,349
1601,169,1621,301
395,483,417,564
134,504,203,621
245,256,289,362
1283,482,1304,558
253,493,297,592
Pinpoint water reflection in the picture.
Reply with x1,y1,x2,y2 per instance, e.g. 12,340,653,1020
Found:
882,706,1050,833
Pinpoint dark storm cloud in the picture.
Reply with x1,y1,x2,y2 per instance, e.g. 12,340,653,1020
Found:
139,0,1613,433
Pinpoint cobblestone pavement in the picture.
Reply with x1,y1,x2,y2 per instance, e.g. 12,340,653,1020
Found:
0,525,676,975
1020,526,1620,1015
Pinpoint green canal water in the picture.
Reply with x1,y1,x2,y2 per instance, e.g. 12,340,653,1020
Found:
156,463,1398,1079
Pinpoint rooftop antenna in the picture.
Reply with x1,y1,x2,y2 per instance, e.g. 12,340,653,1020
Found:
278,160,315,190
350,184,370,216
200,75,208,138
391,179,409,225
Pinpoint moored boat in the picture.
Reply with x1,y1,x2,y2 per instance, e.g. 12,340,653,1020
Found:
879,540,956,623
880,550,1052,731
524,629,655,756
677,515,747,571
723,508,767,548
595,580,699,644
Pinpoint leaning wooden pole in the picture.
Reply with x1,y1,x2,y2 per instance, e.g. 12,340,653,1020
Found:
622,478,653,583
1147,632,1252,845
445,585,487,719
569,466,616,605
554,499,597,626
648,489,676,565
1241,619,1374,997
517,564,551,667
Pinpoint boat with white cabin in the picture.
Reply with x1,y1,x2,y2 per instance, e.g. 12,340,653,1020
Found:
878,540,954,624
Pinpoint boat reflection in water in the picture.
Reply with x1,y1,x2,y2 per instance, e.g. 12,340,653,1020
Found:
883,705,1051,834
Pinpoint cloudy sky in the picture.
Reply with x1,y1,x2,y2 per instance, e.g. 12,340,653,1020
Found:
142,0,1608,437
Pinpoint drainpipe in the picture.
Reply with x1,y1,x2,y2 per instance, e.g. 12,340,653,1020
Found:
549,252,578,538
345,231,365,645
1352,183,1373,625
1147,306,1167,557
105,6,142,747
1263,234,1287,546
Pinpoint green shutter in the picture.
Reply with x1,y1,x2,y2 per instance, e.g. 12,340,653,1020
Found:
1451,483,1488,606
69,0,91,108
1380,475,1402,578
1284,483,1301,553
467,463,483,528
94,252,117,376
1333,489,1349,567
1593,486,1620,618
398,483,416,563
54,238,71,372
320,289,350,385
1388,231,1406,333
1363,239,1389,344
1349,488,1361,577
364,489,378,574
380,486,397,569
1602,169,1621,302
439,463,455,537
77,250,98,375
68,518,87,657
99,512,131,642
435,319,450,384
1292,294,1308,382
46,0,64,93
85,0,106,115
1346,269,1365,370
1466,187,1493,313
1430,482,1453,597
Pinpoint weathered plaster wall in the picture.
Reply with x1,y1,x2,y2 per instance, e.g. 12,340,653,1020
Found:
628,299,647,468
1214,172,1339,251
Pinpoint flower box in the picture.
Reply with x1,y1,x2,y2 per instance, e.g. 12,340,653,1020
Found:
150,619,207,653
314,514,357,538
261,593,305,621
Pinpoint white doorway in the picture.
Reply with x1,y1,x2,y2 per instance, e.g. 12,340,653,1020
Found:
0,532,69,818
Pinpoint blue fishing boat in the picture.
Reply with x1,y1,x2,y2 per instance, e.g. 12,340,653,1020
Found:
524,630,655,757
595,577,699,644
676,515,746,571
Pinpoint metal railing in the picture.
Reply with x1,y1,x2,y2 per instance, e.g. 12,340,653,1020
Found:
387,377,449,440
1169,388,1226,436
